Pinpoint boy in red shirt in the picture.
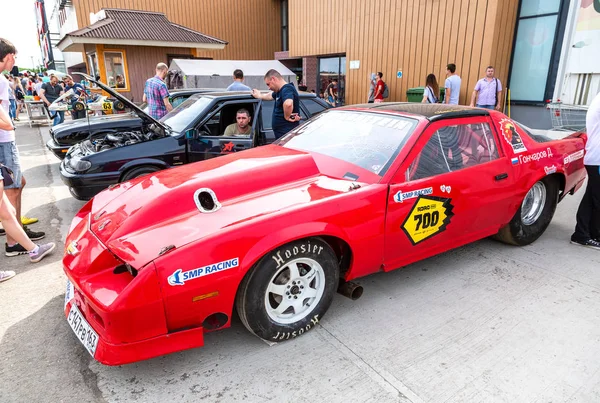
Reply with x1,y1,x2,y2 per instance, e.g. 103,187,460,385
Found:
373,72,384,103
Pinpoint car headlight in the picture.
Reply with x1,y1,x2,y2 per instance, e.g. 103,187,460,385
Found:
69,156,92,172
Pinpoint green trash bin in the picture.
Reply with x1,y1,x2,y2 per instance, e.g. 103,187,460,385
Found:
406,87,445,103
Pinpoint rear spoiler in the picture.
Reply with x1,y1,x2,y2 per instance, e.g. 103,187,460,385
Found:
566,130,587,144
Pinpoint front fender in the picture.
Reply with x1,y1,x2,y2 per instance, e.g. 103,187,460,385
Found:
240,221,353,276
119,158,171,175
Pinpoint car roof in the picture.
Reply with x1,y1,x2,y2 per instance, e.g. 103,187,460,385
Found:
170,88,225,96
342,103,491,122
199,91,319,99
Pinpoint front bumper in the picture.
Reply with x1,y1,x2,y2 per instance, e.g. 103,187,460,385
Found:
46,137,70,160
62,210,205,365
59,160,120,200
63,298,204,366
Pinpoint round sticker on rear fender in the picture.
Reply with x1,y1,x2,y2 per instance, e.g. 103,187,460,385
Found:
401,195,455,245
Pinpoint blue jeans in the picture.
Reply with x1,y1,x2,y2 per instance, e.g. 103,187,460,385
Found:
9,99,16,119
476,104,495,110
52,111,65,126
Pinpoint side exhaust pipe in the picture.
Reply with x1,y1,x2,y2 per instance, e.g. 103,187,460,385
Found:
337,280,363,300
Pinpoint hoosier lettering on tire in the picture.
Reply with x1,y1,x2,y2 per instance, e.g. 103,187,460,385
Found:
235,237,339,341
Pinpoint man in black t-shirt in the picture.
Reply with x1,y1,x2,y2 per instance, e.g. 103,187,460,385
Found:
251,69,300,139
326,78,338,106
39,75,64,126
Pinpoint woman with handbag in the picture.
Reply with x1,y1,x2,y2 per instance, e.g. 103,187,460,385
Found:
0,92,55,283
421,74,440,104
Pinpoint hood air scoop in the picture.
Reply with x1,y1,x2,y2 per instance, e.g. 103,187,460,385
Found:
194,188,221,213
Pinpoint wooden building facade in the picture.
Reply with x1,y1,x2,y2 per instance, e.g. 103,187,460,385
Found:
288,0,520,106
71,0,282,60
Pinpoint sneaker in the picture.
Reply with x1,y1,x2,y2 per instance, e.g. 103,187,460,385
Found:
29,242,56,263
0,228,5,236
0,270,16,283
24,226,45,241
5,242,28,257
21,216,39,225
570,238,600,250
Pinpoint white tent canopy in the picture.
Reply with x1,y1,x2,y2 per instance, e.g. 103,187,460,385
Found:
167,59,298,91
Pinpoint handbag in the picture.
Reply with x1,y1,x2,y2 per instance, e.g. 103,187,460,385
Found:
0,163,15,187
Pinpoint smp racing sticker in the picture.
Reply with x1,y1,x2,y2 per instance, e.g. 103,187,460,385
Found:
168,257,239,286
499,118,527,154
401,195,454,245
394,187,433,203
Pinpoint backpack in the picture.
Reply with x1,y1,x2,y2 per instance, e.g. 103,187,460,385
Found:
15,87,24,100
382,82,389,99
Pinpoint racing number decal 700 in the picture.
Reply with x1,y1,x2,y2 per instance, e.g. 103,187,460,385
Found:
401,195,455,245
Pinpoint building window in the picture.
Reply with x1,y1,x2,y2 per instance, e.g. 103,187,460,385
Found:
509,0,564,102
281,0,289,51
104,50,128,90
87,52,99,84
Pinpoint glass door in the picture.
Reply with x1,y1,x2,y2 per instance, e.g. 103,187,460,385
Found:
318,56,346,107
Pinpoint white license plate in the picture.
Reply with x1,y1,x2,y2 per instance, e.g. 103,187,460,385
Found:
67,304,99,357
64,280,74,309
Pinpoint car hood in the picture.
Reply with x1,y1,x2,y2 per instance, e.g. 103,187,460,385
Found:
52,113,140,133
88,145,365,268
73,72,167,131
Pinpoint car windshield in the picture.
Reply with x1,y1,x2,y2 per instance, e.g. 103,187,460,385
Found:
160,94,213,134
278,110,418,176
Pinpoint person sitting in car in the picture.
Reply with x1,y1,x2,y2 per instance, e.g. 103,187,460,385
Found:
224,109,252,137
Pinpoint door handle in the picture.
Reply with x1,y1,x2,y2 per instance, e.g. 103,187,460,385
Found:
495,173,509,181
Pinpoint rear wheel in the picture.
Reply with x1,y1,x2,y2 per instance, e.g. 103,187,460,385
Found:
495,177,559,246
236,237,339,342
121,165,161,182
113,100,126,111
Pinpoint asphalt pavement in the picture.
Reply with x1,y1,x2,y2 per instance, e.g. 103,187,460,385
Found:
1,118,600,403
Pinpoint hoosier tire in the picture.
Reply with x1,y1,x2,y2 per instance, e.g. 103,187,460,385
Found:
495,177,559,246
236,237,339,342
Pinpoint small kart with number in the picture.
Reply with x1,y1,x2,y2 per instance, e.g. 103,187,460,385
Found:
48,89,126,114
63,103,586,365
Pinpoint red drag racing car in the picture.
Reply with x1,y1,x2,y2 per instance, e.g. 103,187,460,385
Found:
62,104,587,365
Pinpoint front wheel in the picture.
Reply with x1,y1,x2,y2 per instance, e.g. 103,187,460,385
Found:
121,165,161,182
494,177,559,246
236,237,339,342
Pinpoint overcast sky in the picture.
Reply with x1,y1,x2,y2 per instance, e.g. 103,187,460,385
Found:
0,0,45,69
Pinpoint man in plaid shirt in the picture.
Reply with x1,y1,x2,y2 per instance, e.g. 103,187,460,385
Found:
143,63,172,120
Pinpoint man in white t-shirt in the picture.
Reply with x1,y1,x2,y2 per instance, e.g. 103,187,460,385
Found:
571,91,600,250
0,38,45,256
444,63,462,105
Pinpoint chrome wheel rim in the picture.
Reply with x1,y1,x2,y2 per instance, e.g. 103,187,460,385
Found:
521,181,546,226
265,257,325,324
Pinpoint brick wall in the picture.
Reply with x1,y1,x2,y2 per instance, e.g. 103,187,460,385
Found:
303,57,318,93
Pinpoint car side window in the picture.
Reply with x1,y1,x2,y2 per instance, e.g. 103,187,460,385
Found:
171,95,188,109
199,104,222,137
301,99,326,116
261,101,274,130
406,123,499,181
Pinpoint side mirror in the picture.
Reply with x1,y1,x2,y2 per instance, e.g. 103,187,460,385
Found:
185,128,198,140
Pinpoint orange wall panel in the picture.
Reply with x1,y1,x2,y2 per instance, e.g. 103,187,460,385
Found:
289,0,519,106
73,0,281,60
